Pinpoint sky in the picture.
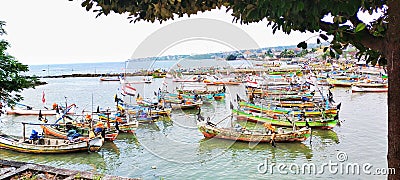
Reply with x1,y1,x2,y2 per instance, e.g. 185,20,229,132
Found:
0,1,376,65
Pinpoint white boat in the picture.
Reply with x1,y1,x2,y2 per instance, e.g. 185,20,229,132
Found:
6,104,76,115
351,86,388,93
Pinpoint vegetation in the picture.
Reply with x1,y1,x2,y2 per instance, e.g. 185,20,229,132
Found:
0,21,38,105
76,0,399,178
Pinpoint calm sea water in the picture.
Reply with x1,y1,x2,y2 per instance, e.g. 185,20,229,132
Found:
26,59,254,77
0,61,388,179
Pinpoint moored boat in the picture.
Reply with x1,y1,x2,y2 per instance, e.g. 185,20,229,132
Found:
6,104,76,116
0,134,103,153
351,85,388,93
197,121,311,143
41,124,119,142
233,109,339,129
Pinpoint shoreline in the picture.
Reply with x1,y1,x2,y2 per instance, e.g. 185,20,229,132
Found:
31,67,334,79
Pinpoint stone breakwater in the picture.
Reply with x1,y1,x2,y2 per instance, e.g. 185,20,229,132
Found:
0,159,139,180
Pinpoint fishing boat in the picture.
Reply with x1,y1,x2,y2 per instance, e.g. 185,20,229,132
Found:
169,100,203,110
239,102,338,118
0,134,103,153
351,85,388,93
197,119,311,143
326,78,354,87
233,109,339,129
117,102,171,116
6,104,76,116
99,75,121,81
41,124,119,142
213,92,225,101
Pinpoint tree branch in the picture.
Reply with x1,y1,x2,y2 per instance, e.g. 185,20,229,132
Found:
319,20,385,53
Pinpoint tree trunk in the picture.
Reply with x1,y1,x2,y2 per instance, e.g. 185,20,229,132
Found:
387,1,400,179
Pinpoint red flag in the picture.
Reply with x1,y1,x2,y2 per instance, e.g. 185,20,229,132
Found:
42,91,46,103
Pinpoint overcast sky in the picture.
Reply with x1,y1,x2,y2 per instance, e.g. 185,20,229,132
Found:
0,1,358,65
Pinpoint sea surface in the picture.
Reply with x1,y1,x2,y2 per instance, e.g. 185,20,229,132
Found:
0,61,388,179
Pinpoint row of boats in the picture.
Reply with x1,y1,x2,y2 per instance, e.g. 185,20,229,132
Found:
0,61,388,154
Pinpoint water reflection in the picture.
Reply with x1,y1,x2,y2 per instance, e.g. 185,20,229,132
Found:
0,149,106,172
198,138,313,160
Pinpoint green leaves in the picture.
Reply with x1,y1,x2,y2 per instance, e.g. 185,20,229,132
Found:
320,34,329,41
355,23,366,32
297,41,307,49
0,21,38,105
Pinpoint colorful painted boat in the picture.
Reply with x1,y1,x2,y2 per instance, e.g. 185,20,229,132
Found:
233,109,338,129
170,101,203,110
0,134,103,153
326,78,354,87
41,125,119,142
197,121,311,143
238,102,338,118
213,92,225,101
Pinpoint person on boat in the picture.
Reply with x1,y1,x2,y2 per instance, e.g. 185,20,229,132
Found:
94,121,105,136
234,124,243,132
67,129,81,142
263,123,276,134
52,103,58,110
29,130,42,141
206,117,216,127
85,114,92,121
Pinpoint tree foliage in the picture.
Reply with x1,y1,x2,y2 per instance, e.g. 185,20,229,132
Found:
0,21,38,105
78,0,388,64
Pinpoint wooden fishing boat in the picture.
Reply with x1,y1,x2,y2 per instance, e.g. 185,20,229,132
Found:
352,82,386,88
233,109,339,129
6,104,76,116
99,76,121,81
213,92,225,101
239,102,338,118
169,101,203,110
197,121,311,143
118,103,172,116
41,125,119,141
326,78,354,87
0,134,103,153
351,85,388,93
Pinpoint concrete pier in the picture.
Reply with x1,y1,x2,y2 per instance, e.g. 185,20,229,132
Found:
0,159,138,180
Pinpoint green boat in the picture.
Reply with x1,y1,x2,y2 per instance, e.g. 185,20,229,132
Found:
233,109,339,129
239,102,338,118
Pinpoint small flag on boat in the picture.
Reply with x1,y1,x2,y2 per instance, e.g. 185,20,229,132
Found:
336,102,342,110
236,94,241,102
38,110,42,120
42,91,46,103
230,101,234,109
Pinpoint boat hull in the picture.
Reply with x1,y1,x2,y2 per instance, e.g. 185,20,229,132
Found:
0,135,103,153
233,109,338,129
198,124,311,143
351,86,388,93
